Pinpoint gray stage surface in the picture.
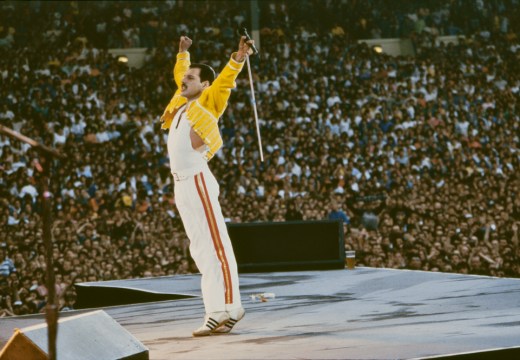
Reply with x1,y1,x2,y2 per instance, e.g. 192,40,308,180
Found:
2,268,520,359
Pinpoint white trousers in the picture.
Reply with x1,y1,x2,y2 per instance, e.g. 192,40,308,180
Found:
174,166,242,314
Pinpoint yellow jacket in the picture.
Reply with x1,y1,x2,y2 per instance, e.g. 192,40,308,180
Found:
160,51,245,161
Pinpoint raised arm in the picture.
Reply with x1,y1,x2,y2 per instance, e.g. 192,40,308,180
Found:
160,36,193,128
202,36,254,117
173,36,192,90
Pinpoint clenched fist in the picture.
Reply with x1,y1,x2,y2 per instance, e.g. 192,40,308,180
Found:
179,36,192,53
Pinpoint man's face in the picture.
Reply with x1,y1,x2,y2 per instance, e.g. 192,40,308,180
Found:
181,68,208,100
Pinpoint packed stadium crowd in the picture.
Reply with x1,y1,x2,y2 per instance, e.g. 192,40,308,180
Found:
1,0,519,316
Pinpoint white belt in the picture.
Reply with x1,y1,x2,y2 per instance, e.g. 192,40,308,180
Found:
171,166,206,181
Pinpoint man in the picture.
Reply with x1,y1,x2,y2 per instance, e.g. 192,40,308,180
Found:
160,35,253,336
0,245,15,278
328,201,350,225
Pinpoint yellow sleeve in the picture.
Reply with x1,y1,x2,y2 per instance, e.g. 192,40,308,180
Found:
201,53,245,118
174,51,190,91
160,52,190,129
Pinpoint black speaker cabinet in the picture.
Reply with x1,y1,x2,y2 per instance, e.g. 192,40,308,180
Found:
227,220,345,272
0,310,148,360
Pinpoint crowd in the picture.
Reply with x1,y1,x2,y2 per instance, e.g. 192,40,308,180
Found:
1,1,519,317
2,1,519,51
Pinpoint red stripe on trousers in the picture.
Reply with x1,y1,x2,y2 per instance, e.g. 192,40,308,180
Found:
194,173,233,304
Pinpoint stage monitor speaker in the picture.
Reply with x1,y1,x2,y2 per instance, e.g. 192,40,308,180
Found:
227,220,345,272
0,310,148,360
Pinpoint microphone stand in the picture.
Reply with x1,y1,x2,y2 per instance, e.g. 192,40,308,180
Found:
245,54,264,162
239,27,264,162
0,125,63,360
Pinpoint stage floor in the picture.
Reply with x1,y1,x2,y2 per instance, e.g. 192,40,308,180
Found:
2,268,520,359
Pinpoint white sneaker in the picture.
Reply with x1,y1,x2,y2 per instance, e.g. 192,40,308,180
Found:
192,312,230,337
212,307,245,334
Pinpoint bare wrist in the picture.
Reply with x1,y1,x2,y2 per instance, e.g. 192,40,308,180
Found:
234,52,246,62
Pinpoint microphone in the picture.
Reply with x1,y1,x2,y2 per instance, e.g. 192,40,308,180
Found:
239,27,259,55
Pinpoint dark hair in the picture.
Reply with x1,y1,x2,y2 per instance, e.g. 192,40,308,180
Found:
190,63,216,85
